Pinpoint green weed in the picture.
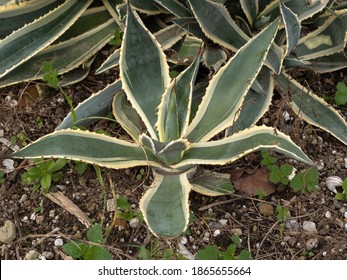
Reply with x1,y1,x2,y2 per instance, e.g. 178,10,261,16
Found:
63,224,112,260
21,158,68,193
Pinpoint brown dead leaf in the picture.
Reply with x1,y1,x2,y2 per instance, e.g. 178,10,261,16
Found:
231,167,276,196
45,192,91,228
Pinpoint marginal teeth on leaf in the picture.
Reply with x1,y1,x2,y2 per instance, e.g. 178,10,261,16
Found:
325,176,343,193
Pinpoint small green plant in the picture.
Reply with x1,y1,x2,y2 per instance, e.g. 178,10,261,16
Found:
109,29,123,47
10,132,29,146
335,178,347,201
36,116,43,129
74,161,88,176
135,168,145,180
33,199,44,214
301,249,315,259
195,235,251,260
138,241,183,260
268,164,293,185
334,82,347,106
260,151,277,166
116,195,143,223
255,189,268,199
276,205,290,237
261,151,319,192
63,224,112,260
21,158,68,193
289,167,319,192
42,61,60,90
0,170,5,184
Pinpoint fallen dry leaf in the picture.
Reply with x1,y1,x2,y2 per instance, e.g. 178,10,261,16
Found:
230,167,276,196
45,192,91,228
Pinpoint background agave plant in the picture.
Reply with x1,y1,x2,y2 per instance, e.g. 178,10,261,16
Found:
54,0,347,149
12,5,314,238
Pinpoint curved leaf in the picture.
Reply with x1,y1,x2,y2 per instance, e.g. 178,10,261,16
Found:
185,19,279,142
120,5,170,140
294,13,347,60
176,126,313,168
112,91,144,141
12,129,160,169
56,80,122,130
279,0,301,56
191,170,234,196
157,51,201,142
140,172,192,238
276,72,347,145
240,0,259,26
154,0,191,17
0,0,64,39
0,18,117,88
0,0,93,79
226,67,274,135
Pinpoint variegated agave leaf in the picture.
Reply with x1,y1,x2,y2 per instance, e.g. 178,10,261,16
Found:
0,0,93,79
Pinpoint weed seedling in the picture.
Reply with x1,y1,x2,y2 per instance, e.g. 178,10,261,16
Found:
0,170,5,184
116,195,143,222
334,82,347,106
289,167,319,192
276,205,290,237
21,158,68,193
195,235,251,260
135,168,145,180
74,161,88,176
335,178,347,201
63,224,112,260
255,189,268,199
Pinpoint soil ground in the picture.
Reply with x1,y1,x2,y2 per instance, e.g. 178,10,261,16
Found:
0,51,347,260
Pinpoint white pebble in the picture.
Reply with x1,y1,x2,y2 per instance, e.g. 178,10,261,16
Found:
345,223,347,230
219,219,228,226
54,238,64,246
283,111,291,121
180,236,188,245
322,251,327,257
2,159,14,172
344,158,347,169
129,217,140,228
213,229,221,237
344,211,347,219
30,212,36,220
302,221,317,233
325,211,331,219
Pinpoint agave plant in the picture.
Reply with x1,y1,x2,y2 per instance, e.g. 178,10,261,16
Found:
0,0,185,88
172,0,347,144
12,5,313,238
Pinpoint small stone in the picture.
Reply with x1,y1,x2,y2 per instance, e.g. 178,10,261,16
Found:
302,221,317,233
177,243,194,260
56,185,66,191
180,236,188,245
285,218,300,231
25,250,40,260
2,159,14,173
231,228,242,236
345,223,347,230
35,215,44,225
322,251,327,257
19,194,28,203
49,210,55,218
325,211,332,219
54,238,64,246
335,218,344,228
41,251,54,260
306,238,319,250
0,220,16,244
106,199,117,212
258,203,274,217
218,219,228,226
129,217,140,228
213,229,221,237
